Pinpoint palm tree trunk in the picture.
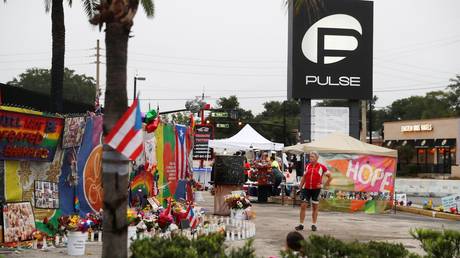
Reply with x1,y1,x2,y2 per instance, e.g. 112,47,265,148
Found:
50,0,65,113
102,22,130,258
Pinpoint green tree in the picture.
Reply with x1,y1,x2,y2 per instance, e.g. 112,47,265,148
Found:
447,75,460,115
253,100,300,145
210,96,254,139
88,1,154,257
386,91,454,121
7,68,96,106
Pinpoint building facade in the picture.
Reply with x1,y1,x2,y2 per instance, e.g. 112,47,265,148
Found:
383,117,459,174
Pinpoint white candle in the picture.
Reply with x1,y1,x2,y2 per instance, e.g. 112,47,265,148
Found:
98,231,102,242
90,231,95,241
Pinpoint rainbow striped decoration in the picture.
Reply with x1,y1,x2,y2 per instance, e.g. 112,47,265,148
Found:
74,195,80,212
130,169,154,197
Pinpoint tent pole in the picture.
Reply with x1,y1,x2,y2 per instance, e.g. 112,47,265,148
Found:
205,145,211,187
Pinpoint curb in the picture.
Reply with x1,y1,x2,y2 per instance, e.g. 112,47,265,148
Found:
396,206,460,221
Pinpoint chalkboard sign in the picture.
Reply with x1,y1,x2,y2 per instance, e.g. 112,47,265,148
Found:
213,155,245,185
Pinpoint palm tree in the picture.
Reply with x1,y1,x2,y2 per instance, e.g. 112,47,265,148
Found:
44,0,68,113
88,1,154,257
45,0,95,113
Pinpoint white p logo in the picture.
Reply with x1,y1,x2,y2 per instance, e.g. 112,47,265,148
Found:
302,14,362,64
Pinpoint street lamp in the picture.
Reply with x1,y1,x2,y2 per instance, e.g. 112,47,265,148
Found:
133,76,146,100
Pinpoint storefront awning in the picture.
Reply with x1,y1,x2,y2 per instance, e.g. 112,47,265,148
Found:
384,139,456,148
383,139,416,148
434,138,456,147
414,139,435,148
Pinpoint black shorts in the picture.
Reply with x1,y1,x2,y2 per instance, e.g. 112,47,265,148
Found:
300,188,321,204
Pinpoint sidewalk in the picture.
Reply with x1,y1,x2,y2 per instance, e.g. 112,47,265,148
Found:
4,191,460,257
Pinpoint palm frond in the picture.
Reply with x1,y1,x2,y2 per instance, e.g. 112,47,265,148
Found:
82,0,98,18
285,0,324,22
44,0,51,12
140,0,155,18
43,0,73,13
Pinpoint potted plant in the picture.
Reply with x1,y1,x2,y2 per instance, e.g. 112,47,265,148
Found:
225,194,251,220
59,215,91,256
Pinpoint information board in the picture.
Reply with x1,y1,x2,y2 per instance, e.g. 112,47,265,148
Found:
193,125,214,160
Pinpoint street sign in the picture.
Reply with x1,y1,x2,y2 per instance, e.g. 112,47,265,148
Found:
193,125,214,160
216,123,230,128
211,112,228,118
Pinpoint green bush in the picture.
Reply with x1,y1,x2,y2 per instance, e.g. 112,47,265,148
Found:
130,233,255,258
411,228,460,258
280,234,419,258
130,229,460,258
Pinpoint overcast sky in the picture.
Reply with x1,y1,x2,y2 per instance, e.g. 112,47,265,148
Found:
1,0,459,114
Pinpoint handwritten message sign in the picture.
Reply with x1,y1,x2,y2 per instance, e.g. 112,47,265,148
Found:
0,110,64,161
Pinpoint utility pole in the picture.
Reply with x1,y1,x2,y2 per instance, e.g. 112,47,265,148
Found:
361,100,367,142
369,100,373,144
283,100,287,145
95,40,101,107
96,40,101,94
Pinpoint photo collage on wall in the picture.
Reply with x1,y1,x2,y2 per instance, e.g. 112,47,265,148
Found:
2,202,36,243
34,180,59,209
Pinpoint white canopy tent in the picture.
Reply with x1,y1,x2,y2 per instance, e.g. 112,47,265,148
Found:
208,124,284,151
284,132,397,158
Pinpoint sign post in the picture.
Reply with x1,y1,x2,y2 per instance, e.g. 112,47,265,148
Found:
288,0,373,141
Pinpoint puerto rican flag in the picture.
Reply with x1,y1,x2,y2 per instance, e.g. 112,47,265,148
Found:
175,125,188,180
104,99,143,160
186,205,198,229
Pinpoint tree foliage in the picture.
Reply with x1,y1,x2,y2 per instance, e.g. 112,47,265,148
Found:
7,68,96,106
253,100,300,145
210,96,254,139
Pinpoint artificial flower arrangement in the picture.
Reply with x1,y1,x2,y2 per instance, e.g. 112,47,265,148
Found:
58,215,92,233
127,208,142,226
31,229,48,249
225,194,251,210
85,211,103,231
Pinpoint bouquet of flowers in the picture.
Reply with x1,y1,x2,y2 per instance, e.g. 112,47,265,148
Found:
86,211,103,232
58,215,92,233
127,208,142,226
225,194,251,210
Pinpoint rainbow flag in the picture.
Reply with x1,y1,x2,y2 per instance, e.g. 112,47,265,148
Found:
130,169,154,197
74,195,80,212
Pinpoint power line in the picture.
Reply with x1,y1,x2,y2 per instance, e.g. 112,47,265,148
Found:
0,62,94,71
374,85,446,92
128,58,285,69
0,48,93,57
129,52,285,64
374,57,456,75
375,34,460,57
0,56,94,64
127,66,285,77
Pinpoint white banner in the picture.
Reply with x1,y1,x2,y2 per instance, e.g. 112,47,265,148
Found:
311,107,349,141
